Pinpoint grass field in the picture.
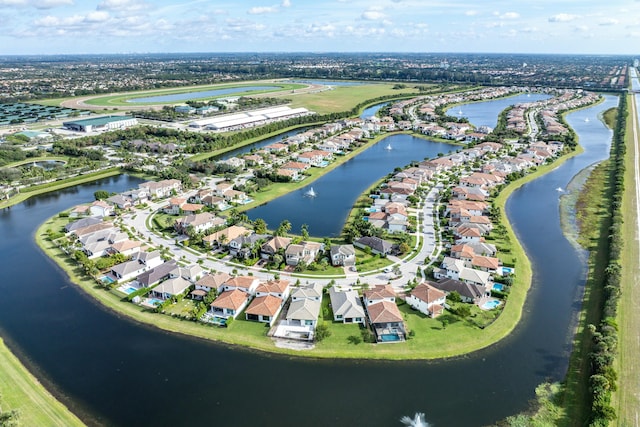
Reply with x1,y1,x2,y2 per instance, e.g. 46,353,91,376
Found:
0,338,85,427
287,84,419,114
614,94,640,425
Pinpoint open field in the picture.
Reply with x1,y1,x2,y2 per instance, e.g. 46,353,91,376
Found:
0,337,85,427
287,84,419,114
614,94,640,424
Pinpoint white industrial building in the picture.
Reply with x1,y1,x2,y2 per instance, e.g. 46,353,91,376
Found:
189,106,312,132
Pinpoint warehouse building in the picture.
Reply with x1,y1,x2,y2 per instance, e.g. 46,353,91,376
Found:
62,115,137,132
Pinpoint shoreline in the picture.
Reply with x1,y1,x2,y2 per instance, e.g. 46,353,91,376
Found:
32,143,582,361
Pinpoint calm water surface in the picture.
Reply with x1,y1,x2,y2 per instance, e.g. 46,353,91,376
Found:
0,96,617,427
446,93,552,129
127,86,281,103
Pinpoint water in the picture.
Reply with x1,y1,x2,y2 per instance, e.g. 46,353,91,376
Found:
214,126,312,160
361,103,388,119
446,93,552,129
127,86,281,103
290,80,366,87
247,134,458,236
0,96,617,427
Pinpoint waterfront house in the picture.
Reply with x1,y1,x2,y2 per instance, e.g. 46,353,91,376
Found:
244,295,284,326
90,200,113,218
260,236,291,259
151,276,192,300
406,283,446,318
210,289,250,319
283,298,321,337
328,287,365,324
430,278,489,304
365,300,406,342
65,217,103,233
136,260,178,288
194,272,231,297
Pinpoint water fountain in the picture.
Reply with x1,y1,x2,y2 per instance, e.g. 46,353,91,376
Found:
400,412,429,427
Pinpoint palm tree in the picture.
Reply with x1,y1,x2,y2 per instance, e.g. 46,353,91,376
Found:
301,223,309,241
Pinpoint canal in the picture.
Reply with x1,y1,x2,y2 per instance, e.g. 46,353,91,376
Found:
0,95,617,427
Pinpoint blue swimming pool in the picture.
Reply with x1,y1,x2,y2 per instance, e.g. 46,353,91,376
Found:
380,333,401,342
492,284,504,292
123,286,137,295
146,298,164,306
100,276,115,284
482,299,502,310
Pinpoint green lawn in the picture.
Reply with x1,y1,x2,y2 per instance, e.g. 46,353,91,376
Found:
0,338,85,426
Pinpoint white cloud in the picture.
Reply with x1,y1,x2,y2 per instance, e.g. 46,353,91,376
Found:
599,18,618,26
97,0,146,12
501,12,519,19
362,6,385,21
465,10,478,16
548,13,578,23
281,0,290,7
573,25,589,32
248,6,278,14
85,10,110,22
0,0,73,8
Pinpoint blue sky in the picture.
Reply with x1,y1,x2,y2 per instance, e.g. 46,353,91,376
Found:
0,0,638,55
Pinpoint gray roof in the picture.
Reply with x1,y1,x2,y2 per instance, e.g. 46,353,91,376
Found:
286,299,321,321
153,277,191,296
290,283,323,300
65,217,102,232
137,260,177,287
329,287,365,319
354,236,394,254
432,278,486,300
111,259,145,277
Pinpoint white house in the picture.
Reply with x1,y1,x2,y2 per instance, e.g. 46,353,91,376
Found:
406,283,446,318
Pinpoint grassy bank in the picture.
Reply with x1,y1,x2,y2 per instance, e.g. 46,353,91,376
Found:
34,142,581,361
0,168,122,210
0,338,85,426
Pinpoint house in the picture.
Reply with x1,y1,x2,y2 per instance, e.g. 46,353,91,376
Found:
151,277,192,300
108,239,142,257
65,217,103,233
284,241,322,266
365,300,406,342
136,260,178,288
175,212,224,234
330,244,356,267
163,197,187,215
223,275,260,295
406,283,446,318
244,295,283,326
139,179,182,199
260,236,292,259
255,279,291,300
203,225,251,248
210,289,250,319
353,236,395,256
90,200,113,218
70,222,115,239
69,205,91,218
430,278,488,303
328,287,365,324
363,284,396,306
105,194,133,210
194,272,231,296
290,283,323,301
229,233,270,259
285,298,321,329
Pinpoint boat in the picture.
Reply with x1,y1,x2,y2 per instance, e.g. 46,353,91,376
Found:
584,118,590,122
305,187,317,197
385,143,392,150
556,187,564,192
458,109,463,115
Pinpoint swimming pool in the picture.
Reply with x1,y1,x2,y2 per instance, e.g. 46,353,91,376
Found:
123,286,137,294
146,298,164,306
380,333,401,342
482,299,502,310
100,276,115,284
492,284,504,292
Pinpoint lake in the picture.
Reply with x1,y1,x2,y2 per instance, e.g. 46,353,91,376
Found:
446,93,552,129
247,134,458,236
0,95,617,427
127,86,281,103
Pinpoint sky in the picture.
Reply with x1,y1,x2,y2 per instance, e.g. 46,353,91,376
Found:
0,0,638,55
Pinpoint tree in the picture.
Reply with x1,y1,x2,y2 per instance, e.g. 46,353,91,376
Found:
0,394,19,427
94,190,109,200
274,220,291,237
301,223,309,241
315,323,331,342
253,218,267,234
398,242,410,254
